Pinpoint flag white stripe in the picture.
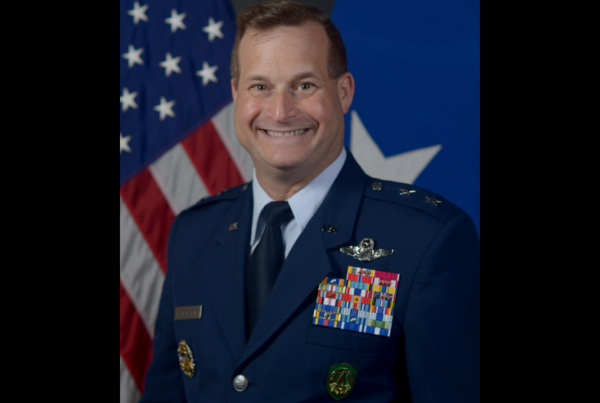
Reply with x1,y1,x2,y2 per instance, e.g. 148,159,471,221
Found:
211,101,254,181
120,196,165,338
120,355,141,403
149,143,211,214
148,164,181,216
120,271,153,337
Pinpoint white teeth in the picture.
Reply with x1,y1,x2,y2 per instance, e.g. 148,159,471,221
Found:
266,129,307,137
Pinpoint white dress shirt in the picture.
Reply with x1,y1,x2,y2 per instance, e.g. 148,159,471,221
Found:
250,148,347,258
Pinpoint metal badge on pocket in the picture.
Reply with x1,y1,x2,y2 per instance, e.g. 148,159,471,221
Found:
178,340,195,378
327,363,357,400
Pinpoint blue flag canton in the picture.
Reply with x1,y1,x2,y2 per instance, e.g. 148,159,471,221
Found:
120,0,236,185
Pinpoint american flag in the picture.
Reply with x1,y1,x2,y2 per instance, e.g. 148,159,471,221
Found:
119,1,251,401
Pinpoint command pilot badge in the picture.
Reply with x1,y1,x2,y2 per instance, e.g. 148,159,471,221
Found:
340,238,393,261
178,340,195,378
327,363,357,400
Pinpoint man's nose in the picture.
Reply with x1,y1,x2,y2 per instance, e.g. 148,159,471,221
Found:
266,89,299,123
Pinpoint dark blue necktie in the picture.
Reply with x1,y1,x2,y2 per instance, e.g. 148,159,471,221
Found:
246,201,294,338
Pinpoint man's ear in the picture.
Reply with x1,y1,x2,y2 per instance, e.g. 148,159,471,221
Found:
337,72,355,114
231,79,238,104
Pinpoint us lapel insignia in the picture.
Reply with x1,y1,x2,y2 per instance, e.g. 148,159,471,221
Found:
339,238,393,261
327,363,357,400
178,340,195,378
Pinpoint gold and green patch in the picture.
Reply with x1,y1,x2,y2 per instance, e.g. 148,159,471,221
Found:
327,363,357,400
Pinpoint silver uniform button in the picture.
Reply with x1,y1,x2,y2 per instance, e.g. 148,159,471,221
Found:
233,375,248,392
372,182,383,191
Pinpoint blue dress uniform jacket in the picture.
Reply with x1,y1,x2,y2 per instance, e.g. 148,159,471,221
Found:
140,150,480,403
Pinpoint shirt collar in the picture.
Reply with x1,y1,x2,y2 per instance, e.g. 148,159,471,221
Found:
251,147,347,245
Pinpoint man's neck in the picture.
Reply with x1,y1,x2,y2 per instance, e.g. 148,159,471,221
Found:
255,147,344,201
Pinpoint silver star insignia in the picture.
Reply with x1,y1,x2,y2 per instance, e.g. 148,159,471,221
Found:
339,238,393,261
425,196,442,206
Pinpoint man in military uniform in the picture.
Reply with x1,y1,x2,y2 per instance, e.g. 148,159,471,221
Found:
140,1,480,402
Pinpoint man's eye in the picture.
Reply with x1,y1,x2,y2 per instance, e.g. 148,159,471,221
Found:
299,83,312,90
254,85,267,91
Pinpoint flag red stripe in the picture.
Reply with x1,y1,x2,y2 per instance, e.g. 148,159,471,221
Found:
120,281,153,394
120,169,175,273
181,120,244,195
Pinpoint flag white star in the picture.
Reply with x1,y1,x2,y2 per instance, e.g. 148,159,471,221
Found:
159,52,182,77
122,44,144,68
120,133,132,154
165,9,187,33
202,17,224,42
120,88,138,112
196,62,218,86
153,97,176,121
350,110,442,184
127,1,149,25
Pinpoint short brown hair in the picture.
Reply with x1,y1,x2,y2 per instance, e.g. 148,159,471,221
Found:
230,0,347,83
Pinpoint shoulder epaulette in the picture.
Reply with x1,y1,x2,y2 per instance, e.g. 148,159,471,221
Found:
363,178,464,223
185,181,251,212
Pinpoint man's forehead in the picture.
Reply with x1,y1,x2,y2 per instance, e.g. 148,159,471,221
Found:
238,23,329,79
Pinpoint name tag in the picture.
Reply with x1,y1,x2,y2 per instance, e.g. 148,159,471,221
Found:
174,305,202,320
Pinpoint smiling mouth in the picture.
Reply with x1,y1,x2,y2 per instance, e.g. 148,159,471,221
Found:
263,129,308,137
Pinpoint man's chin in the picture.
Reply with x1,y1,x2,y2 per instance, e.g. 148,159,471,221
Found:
266,160,304,173
258,155,309,175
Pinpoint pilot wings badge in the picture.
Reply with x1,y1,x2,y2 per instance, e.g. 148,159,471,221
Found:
339,238,393,261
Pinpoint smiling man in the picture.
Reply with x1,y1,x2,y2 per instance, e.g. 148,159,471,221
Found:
231,14,353,201
140,1,480,402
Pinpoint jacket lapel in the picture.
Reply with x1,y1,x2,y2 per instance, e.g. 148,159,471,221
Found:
318,151,370,251
203,186,253,362
240,151,369,365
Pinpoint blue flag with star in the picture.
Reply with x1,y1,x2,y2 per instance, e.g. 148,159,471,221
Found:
332,0,480,233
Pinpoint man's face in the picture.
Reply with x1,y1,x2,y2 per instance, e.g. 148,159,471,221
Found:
232,23,354,181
